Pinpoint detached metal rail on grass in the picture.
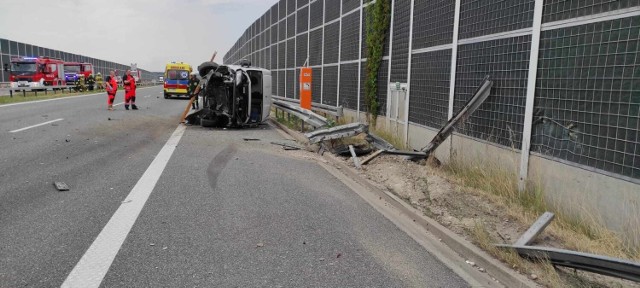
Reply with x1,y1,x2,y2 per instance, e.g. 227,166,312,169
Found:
497,212,640,283
497,245,640,282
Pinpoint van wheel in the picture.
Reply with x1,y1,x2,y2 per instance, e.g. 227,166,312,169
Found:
201,118,218,128
164,93,169,99
198,61,218,76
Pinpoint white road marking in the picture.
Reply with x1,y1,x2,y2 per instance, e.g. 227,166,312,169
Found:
10,118,64,133
113,102,124,107
143,95,151,98
61,124,186,288
0,86,159,109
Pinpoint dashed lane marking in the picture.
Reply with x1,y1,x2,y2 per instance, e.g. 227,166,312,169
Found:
61,124,186,288
10,118,64,133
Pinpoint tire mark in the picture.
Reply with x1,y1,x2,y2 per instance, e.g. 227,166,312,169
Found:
207,144,237,189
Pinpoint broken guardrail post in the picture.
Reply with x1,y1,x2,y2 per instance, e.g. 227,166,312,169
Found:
514,212,555,246
421,76,493,157
349,145,362,169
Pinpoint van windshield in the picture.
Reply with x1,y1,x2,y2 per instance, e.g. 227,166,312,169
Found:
167,69,189,80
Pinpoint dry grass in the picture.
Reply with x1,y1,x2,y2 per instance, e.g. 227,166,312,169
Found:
369,125,407,150
443,158,640,261
444,157,640,287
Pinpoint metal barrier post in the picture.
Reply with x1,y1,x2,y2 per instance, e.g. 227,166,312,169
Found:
23,89,26,97
9,89,13,97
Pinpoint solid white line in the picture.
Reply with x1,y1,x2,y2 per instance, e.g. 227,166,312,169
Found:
9,118,64,133
113,102,124,107
0,86,159,109
61,124,186,288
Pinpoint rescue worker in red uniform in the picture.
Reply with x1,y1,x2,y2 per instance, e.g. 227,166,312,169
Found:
123,70,138,110
105,70,118,111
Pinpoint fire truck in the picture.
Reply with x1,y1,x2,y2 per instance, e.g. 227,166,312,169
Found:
4,56,66,88
63,62,94,84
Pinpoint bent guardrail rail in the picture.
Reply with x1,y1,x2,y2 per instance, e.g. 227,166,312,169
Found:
497,244,640,282
272,95,343,117
420,76,493,156
272,100,328,128
304,123,368,144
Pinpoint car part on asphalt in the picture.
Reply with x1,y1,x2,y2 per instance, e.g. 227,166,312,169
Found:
54,182,69,191
270,141,304,150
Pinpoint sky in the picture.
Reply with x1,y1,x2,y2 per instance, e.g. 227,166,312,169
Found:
0,0,278,72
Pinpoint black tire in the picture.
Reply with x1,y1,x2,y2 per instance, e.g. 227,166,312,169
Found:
200,117,218,128
164,93,169,99
198,61,218,77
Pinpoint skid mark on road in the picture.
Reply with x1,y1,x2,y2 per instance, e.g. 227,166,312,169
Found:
207,144,238,189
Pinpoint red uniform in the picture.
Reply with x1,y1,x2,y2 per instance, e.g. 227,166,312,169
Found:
123,75,137,109
106,76,118,108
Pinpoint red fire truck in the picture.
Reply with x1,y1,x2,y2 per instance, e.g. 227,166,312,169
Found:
5,56,66,88
63,62,94,84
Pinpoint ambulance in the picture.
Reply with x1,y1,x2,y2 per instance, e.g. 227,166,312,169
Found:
163,62,192,99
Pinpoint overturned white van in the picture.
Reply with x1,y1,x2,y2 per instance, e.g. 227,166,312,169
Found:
186,60,272,128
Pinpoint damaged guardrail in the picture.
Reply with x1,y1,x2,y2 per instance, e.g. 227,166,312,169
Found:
272,95,343,117
420,75,493,156
304,122,368,144
272,100,329,128
497,212,640,283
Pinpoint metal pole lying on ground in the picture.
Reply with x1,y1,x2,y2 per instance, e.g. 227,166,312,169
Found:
180,51,217,124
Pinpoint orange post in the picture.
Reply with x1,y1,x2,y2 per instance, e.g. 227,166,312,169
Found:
299,67,312,110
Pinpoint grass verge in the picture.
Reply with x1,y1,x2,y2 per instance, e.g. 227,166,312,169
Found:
0,89,102,105
444,158,640,260
445,158,639,287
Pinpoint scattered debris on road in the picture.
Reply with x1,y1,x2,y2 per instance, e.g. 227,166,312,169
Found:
243,138,260,141
53,182,69,191
256,243,264,248
270,141,303,150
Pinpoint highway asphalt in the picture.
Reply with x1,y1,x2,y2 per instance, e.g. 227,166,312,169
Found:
0,86,468,287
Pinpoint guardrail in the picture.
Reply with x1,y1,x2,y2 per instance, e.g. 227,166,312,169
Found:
0,82,159,97
0,85,80,97
271,95,343,118
271,100,328,128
